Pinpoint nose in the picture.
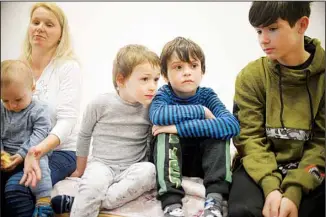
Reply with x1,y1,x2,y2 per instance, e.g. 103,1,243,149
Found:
183,65,192,77
149,80,157,91
36,23,44,32
259,31,270,45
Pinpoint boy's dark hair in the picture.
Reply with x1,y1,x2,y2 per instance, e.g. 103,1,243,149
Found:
249,1,311,28
160,37,205,79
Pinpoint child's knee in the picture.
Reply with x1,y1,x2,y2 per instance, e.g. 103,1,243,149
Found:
79,175,109,192
141,162,156,177
142,162,155,171
131,162,156,180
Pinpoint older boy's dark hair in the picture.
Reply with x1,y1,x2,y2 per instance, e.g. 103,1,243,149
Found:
160,37,205,79
249,1,311,28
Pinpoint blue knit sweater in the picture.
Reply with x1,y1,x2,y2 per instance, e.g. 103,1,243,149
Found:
149,84,240,139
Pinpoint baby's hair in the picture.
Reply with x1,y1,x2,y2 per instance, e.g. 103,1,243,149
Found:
1,60,34,88
112,44,160,92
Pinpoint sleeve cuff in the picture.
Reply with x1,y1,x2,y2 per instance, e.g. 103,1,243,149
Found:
283,185,302,208
76,150,89,157
261,175,281,198
16,149,27,159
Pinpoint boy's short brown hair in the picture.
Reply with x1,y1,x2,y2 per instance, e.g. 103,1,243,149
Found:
249,2,311,28
112,44,160,92
160,37,206,79
1,60,34,88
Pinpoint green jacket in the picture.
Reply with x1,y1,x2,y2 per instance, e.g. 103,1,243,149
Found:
233,37,325,208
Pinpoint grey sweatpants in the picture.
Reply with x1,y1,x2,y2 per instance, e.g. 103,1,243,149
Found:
70,159,156,217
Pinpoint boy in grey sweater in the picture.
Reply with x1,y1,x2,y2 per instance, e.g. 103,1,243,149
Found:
0,60,53,217
51,44,161,217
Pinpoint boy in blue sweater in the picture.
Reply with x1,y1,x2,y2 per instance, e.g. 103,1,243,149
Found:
149,37,240,217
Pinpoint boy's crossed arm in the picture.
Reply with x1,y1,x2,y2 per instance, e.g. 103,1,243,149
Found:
150,89,240,139
149,94,207,126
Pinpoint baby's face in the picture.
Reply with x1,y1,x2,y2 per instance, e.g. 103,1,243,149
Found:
1,82,34,112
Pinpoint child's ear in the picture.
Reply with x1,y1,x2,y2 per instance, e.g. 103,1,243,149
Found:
116,73,125,88
31,83,36,92
297,16,309,34
163,76,169,83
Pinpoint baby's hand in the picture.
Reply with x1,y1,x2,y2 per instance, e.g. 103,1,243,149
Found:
1,151,12,170
5,154,23,172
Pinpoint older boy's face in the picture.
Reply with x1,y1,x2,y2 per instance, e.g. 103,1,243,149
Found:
123,62,160,106
166,52,203,98
255,18,303,63
1,82,34,112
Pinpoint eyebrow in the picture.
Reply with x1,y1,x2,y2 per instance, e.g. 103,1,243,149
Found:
142,73,160,76
32,17,55,23
170,61,182,65
257,23,278,29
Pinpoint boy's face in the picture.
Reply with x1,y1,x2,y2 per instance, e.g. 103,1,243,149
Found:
121,62,160,107
166,52,203,98
1,81,34,112
255,18,303,62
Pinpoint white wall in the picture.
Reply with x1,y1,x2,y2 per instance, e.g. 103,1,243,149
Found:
1,2,325,113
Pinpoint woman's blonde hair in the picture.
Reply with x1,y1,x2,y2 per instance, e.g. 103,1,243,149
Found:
22,2,74,63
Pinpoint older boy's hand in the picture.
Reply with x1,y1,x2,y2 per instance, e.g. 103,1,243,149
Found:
263,190,282,217
279,197,298,217
203,106,216,119
152,125,177,136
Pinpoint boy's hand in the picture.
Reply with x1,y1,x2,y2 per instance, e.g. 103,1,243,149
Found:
152,125,177,136
70,169,83,178
1,151,12,170
279,197,298,217
263,190,282,217
3,154,23,172
203,106,216,119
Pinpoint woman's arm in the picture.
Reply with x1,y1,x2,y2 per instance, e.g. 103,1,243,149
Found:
20,60,82,186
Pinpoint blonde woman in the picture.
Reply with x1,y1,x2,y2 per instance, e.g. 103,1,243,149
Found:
2,3,81,216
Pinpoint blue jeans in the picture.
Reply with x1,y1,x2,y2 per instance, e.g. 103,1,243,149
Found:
1,150,76,217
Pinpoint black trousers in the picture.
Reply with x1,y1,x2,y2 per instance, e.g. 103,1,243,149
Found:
152,133,231,209
228,165,325,217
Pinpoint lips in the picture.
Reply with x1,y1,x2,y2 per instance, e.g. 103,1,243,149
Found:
183,80,193,83
263,48,274,53
34,35,45,39
145,95,154,99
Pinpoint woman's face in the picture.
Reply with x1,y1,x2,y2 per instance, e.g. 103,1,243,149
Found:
28,7,62,51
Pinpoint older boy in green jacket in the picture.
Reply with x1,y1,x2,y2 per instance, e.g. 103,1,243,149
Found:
229,2,325,217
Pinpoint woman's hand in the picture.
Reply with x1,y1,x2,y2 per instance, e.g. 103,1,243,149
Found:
19,147,42,188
